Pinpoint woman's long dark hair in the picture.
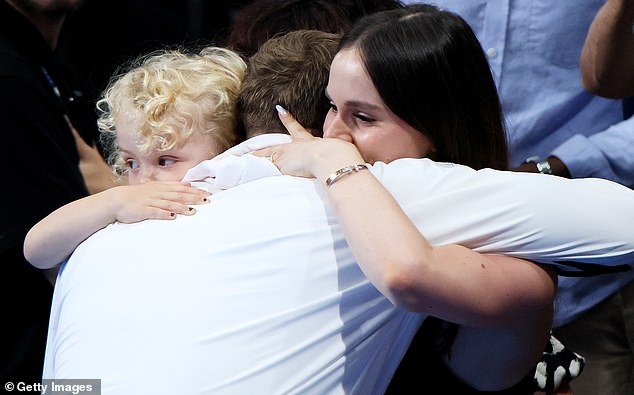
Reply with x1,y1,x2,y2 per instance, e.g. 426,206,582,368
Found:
339,4,509,170
339,5,511,381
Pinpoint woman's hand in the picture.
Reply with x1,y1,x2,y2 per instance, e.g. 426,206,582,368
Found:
109,182,210,223
253,106,365,182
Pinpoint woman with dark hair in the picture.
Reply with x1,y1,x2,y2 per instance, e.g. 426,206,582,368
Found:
258,5,562,393
342,4,508,171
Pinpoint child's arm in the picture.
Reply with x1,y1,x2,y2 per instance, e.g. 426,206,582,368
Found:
24,182,210,269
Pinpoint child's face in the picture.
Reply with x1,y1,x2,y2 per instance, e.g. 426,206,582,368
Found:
116,115,218,185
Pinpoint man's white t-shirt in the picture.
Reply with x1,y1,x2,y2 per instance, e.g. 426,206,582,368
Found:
45,176,423,394
43,136,634,394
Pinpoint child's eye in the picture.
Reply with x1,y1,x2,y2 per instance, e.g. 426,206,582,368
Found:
158,157,176,167
125,159,139,170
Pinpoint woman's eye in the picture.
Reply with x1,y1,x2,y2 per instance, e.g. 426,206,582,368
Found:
355,113,374,123
328,102,338,113
125,159,139,170
158,157,176,167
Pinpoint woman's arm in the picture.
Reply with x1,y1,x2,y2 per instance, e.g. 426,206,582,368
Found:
24,182,210,269
444,260,555,390
324,160,556,384
258,110,556,327
261,111,556,388
318,163,554,326
258,110,557,389
581,0,634,98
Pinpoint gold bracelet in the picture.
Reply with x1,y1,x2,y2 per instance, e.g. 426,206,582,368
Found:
325,164,369,188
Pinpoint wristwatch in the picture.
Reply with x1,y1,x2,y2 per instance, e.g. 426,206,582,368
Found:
535,159,552,174
524,156,553,175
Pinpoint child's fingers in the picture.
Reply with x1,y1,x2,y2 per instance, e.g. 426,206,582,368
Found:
118,206,179,223
144,182,211,203
162,190,209,205
145,202,197,221
159,201,198,216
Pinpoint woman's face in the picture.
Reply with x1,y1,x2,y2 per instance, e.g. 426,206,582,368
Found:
323,48,435,164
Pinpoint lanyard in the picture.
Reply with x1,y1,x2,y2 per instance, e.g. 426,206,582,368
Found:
40,65,62,98
40,65,77,128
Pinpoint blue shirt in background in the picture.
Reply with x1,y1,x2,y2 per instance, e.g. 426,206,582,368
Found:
403,0,634,326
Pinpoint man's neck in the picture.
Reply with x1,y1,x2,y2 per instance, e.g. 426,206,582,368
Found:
5,0,68,49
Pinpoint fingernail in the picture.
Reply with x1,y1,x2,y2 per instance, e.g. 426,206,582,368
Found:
203,197,208,202
275,104,288,116
188,207,194,211
170,212,175,217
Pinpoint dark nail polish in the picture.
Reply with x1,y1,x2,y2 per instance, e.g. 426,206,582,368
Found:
170,212,175,217
188,207,194,211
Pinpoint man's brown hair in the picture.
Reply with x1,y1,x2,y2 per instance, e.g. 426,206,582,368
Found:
238,30,341,137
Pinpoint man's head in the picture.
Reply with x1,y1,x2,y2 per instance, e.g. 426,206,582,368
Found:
238,30,341,138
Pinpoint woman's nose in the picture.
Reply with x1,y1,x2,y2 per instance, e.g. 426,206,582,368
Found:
323,114,353,142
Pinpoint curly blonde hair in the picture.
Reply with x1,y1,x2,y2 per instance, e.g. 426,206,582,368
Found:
97,46,247,175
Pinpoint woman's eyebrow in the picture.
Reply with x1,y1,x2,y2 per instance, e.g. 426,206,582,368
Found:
325,89,381,111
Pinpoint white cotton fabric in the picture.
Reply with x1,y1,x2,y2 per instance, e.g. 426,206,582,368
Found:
43,134,634,394
181,134,289,193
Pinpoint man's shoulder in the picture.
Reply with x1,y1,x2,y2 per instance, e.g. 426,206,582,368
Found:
210,175,324,208
369,158,481,195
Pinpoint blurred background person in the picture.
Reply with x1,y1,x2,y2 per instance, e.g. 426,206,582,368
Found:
400,2,634,394
580,0,634,99
553,1,634,393
0,0,112,382
225,0,403,58
59,0,251,108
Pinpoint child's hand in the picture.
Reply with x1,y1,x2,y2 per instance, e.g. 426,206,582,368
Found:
110,182,210,223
